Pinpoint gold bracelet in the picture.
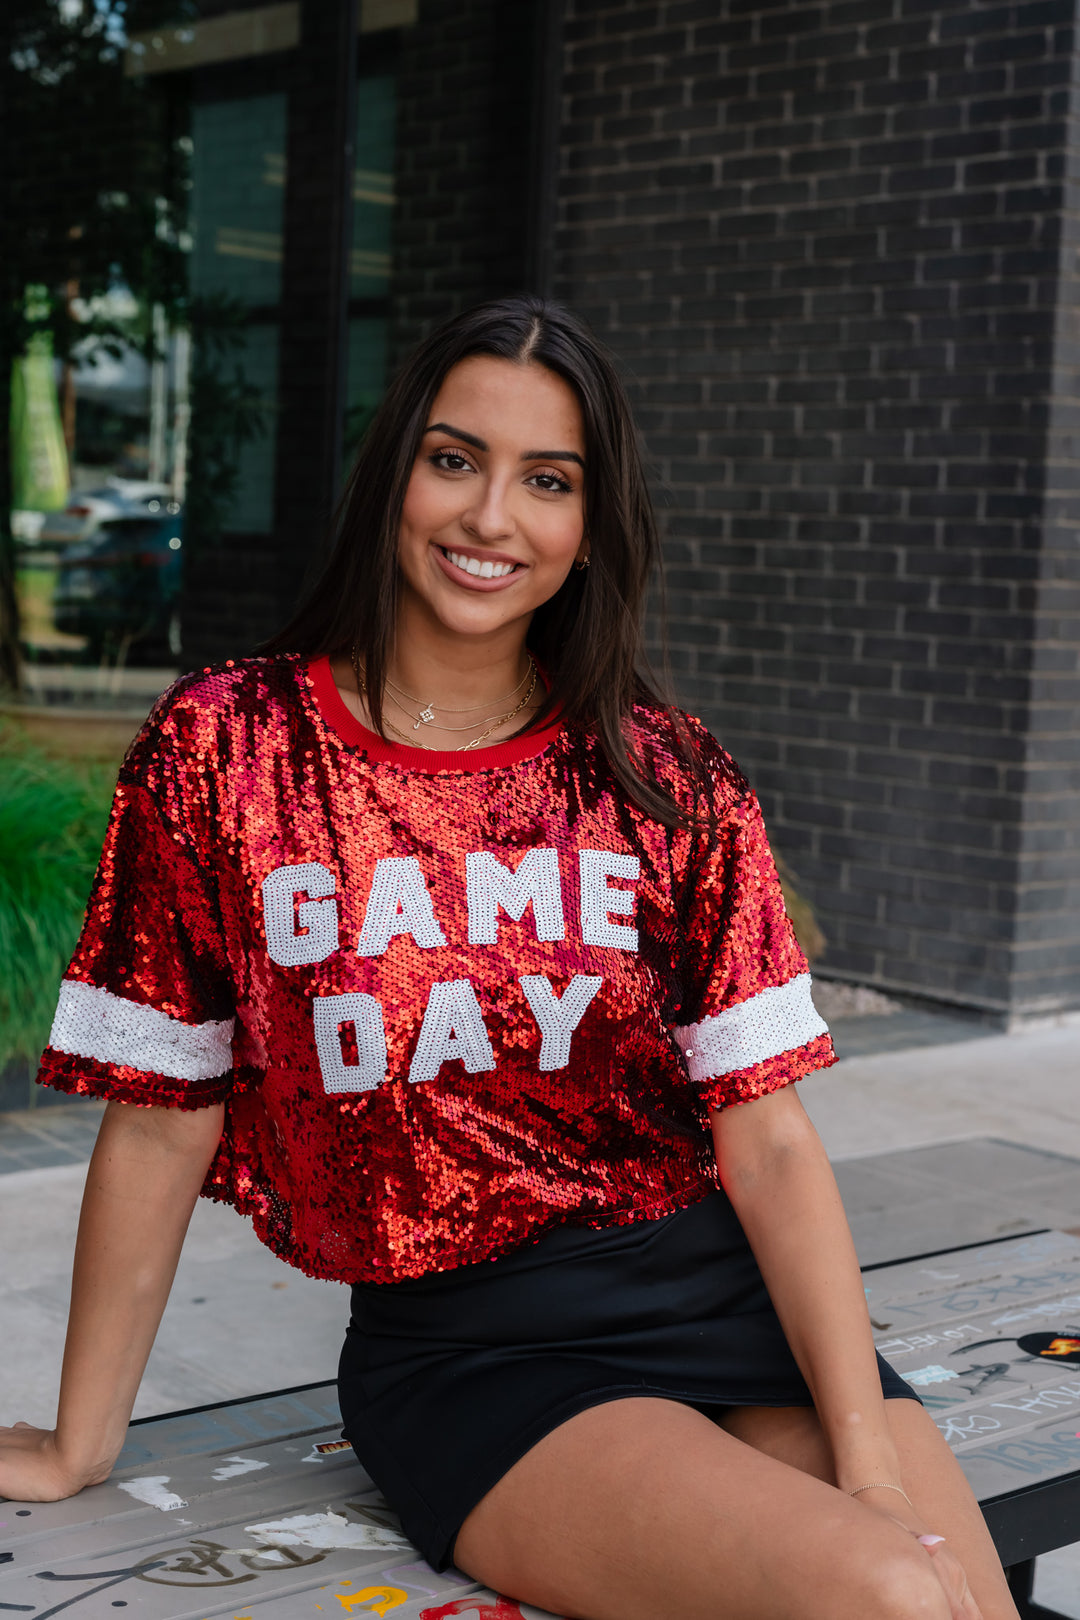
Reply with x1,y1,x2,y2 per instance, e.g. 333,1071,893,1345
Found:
848,1482,912,1505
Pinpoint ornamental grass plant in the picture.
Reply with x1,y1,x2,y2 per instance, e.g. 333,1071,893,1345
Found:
0,726,113,1080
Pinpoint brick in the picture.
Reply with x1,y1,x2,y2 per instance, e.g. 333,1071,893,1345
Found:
541,0,1080,1015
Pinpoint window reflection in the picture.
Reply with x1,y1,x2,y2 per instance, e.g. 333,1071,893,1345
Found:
351,75,394,300
7,4,400,711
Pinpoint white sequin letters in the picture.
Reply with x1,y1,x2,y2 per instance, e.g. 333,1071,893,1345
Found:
409,979,496,1085
466,848,565,944
519,974,602,1070
579,850,640,951
356,856,447,956
312,992,388,1093
262,863,340,966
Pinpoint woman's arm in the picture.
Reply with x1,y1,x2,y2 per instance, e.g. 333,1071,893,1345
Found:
710,1084,910,1504
0,1098,224,1502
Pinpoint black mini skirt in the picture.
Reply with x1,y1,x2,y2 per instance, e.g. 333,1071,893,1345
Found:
337,1190,919,1571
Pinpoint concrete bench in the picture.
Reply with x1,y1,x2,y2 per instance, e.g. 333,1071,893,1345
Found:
2,1228,1079,1619
863,1227,1080,1620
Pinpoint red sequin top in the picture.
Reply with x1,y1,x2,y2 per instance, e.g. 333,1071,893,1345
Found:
38,654,835,1282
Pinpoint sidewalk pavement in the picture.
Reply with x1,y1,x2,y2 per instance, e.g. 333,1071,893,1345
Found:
2,1011,1078,1610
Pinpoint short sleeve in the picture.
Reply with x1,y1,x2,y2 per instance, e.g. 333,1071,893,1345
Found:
673,781,835,1112
37,774,236,1109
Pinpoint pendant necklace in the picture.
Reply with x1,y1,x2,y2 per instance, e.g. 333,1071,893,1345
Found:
351,647,539,751
383,664,532,729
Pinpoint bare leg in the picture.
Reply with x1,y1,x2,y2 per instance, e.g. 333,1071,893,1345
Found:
720,1398,1018,1620
454,1396,964,1620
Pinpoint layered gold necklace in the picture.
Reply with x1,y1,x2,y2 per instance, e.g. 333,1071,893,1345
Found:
351,647,539,752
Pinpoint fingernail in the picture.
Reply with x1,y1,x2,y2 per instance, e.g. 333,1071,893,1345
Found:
918,1535,946,1547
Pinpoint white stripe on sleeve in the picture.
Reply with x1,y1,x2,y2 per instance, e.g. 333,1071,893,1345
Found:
674,972,828,1083
49,979,235,1084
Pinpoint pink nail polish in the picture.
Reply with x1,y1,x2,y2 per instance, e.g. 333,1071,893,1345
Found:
918,1534,946,1547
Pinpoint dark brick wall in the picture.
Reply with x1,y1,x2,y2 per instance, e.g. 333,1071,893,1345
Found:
555,0,1080,1018
1022,95,1080,1014
388,0,539,363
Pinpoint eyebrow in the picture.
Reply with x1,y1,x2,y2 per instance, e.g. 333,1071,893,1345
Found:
424,422,584,469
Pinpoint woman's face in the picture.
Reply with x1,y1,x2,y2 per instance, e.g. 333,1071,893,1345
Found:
396,355,587,643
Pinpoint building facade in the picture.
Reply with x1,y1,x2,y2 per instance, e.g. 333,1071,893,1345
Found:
6,0,1078,1022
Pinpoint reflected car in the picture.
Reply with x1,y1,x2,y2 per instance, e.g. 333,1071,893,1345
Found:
53,511,183,665
38,481,180,545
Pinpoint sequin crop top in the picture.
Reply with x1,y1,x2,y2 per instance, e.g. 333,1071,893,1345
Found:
37,654,835,1282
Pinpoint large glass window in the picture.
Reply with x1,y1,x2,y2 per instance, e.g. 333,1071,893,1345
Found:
3,2,403,716
188,93,284,540
5,6,192,702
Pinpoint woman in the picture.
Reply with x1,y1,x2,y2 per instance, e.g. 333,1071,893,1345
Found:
0,298,1016,1620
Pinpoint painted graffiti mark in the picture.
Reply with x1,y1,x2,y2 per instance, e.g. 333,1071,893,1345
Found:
957,1331,1080,1365
936,1412,1003,1447
26,1559,166,1619
420,1600,527,1620
957,1426,1080,1478
134,1538,326,1587
906,1365,959,1388
876,1325,982,1359
924,1361,1023,1400
992,1294,1080,1329
990,1379,1080,1416
337,1585,409,1614
887,1271,1080,1324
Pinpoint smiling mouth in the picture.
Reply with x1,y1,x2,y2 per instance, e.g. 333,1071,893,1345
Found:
440,547,522,580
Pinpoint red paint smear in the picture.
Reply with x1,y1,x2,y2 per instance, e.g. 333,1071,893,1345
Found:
420,1599,525,1619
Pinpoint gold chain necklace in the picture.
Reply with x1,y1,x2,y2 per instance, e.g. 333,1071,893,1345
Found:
383,688,526,735
351,648,539,752
384,663,531,721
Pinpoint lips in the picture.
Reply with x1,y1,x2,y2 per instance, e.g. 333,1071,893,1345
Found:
434,544,525,592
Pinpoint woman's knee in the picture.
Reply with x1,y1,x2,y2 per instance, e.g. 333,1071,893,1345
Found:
853,1543,953,1620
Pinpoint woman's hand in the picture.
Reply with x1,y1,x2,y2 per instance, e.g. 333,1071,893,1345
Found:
2,1101,224,1510
854,1486,984,1620
0,1422,110,1503
919,1536,984,1620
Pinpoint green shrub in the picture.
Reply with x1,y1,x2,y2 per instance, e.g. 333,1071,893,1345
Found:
0,730,114,1068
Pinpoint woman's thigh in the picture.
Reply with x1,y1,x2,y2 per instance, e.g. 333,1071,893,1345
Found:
453,1396,954,1620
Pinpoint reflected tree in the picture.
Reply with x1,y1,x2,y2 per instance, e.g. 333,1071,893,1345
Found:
186,293,271,552
0,0,191,688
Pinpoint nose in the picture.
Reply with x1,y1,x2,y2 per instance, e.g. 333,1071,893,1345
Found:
461,476,516,542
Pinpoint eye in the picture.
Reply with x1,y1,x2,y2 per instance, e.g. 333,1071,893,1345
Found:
428,448,475,474
527,468,574,495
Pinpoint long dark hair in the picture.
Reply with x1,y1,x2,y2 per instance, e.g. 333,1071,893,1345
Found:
266,295,705,829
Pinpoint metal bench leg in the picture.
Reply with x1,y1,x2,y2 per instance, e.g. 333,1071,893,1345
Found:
1005,1560,1072,1620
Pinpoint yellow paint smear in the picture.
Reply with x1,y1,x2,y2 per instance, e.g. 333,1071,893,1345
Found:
337,1586,408,1615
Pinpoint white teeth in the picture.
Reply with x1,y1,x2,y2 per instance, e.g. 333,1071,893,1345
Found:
445,550,516,580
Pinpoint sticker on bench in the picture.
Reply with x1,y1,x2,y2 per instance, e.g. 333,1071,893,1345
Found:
246,1510,411,1552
